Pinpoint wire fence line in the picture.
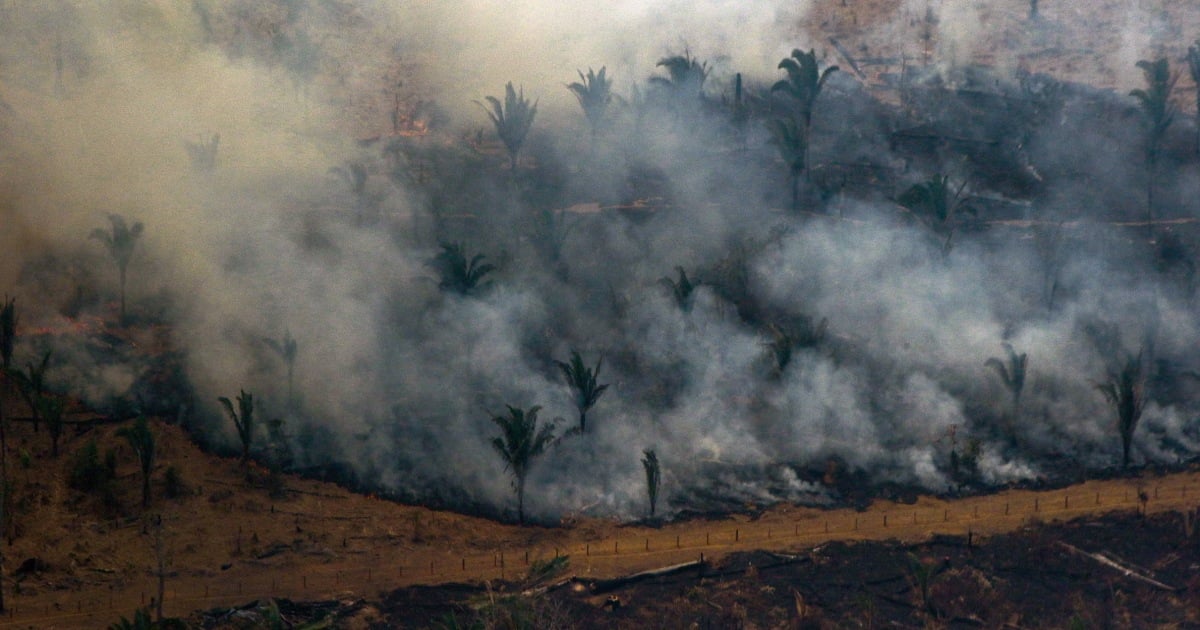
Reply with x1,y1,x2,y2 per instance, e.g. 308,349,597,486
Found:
0,476,1197,628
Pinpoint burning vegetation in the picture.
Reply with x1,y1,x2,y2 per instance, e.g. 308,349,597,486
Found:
3,1,1200,533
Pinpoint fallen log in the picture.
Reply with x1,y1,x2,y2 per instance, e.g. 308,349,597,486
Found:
1055,541,1178,591
589,560,705,594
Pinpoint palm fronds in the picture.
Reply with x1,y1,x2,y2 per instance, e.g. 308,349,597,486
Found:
897,175,972,255
490,405,557,523
566,67,613,144
652,52,709,96
985,343,1028,439
659,266,698,311
218,390,255,468
554,350,609,433
771,48,839,127
477,82,538,172
432,242,495,295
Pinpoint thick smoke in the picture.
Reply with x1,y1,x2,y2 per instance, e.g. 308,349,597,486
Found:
3,1,1200,522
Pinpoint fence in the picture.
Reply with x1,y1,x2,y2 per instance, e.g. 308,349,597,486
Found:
1,474,1197,628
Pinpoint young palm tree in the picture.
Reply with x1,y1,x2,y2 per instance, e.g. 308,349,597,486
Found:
90,214,144,322
218,390,255,469
1095,353,1146,469
660,266,698,312
38,395,64,458
116,417,155,508
985,343,1028,440
641,449,660,518
771,48,839,182
1187,42,1200,157
0,297,14,371
555,350,609,433
477,82,538,173
566,67,613,147
263,330,298,409
8,350,51,434
1131,58,1178,238
489,405,556,524
431,242,495,295
897,174,972,256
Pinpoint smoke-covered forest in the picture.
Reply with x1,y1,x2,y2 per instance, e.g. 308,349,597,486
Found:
2,1,1200,523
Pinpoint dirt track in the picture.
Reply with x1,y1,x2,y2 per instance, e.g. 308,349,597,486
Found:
4,467,1198,629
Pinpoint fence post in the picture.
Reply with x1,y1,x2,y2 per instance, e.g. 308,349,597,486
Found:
735,528,739,542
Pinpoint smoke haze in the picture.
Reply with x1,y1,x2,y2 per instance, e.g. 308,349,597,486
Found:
2,1,1200,522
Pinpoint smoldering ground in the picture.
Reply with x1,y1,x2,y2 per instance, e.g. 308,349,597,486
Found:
2,1,1200,522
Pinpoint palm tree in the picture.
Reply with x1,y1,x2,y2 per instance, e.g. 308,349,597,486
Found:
641,449,660,518
1187,42,1200,157
477,82,538,173
37,395,64,458
0,296,14,371
90,214,144,322
771,48,839,182
555,350,609,433
660,266,698,311
566,67,613,147
489,405,556,524
1131,58,1177,239
218,390,255,469
897,174,972,256
766,116,807,211
8,350,51,433
116,417,155,508
1095,352,1146,469
431,242,495,295
985,343,1028,441
263,330,298,409
651,52,709,99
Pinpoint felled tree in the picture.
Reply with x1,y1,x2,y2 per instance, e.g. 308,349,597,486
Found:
116,417,155,508
555,350,609,433
490,405,556,524
431,242,495,296
218,390,255,469
1130,58,1177,238
1095,353,1146,469
566,67,613,148
477,82,538,173
90,214,144,322
641,449,660,518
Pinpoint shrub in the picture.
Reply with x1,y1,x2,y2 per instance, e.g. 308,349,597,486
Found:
163,465,185,499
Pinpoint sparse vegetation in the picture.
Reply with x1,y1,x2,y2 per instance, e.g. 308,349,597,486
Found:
489,405,556,524
89,213,144,322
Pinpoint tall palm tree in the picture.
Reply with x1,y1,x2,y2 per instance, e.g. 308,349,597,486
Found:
641,449,660,518
771,48,839,182
766,116,807,211
985,343,1028,441
477,82,538,173
489,405,556,524
566,67,613,147
651,52,709,99
1095,352,1145,469
1131,58,1177,239
116,417,155,508
218,390,255,470
90,214,144,322
431,242,495,295
555,350,609,433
